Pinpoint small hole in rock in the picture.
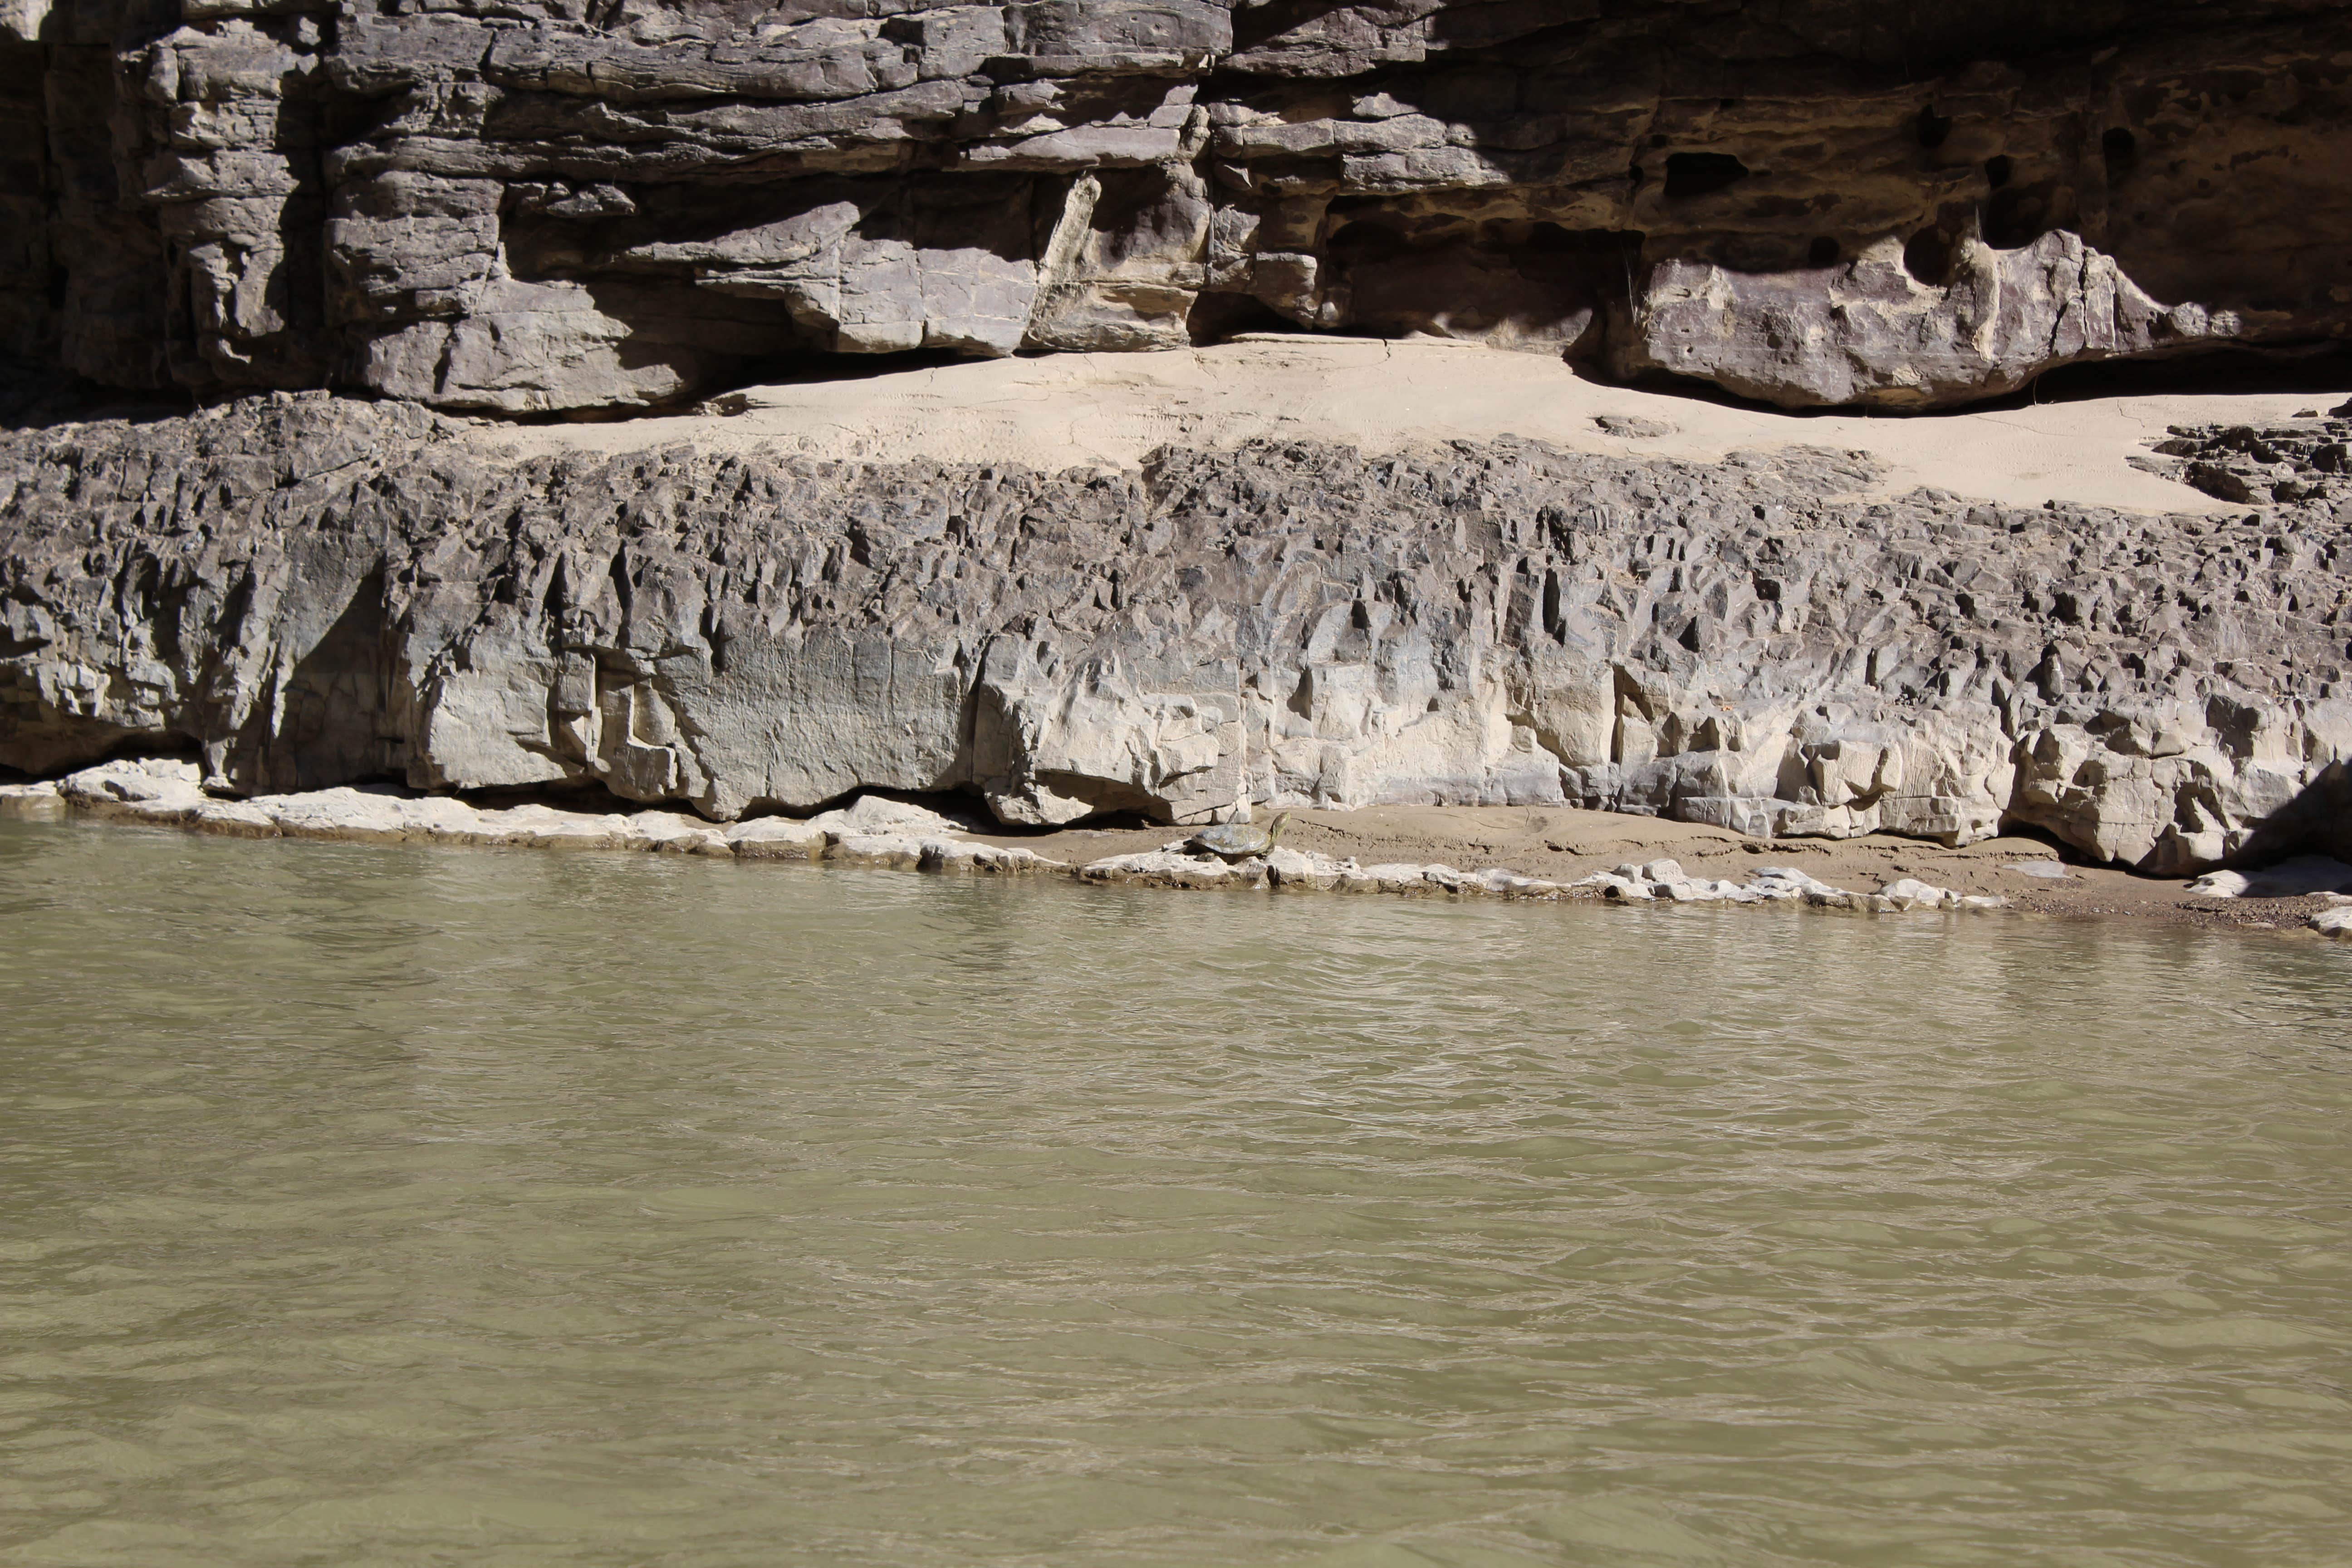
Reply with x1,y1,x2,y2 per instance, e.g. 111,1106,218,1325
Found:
1808,236,1839,267
1983,186,2043,250
1985,155,2013,188
2102,127,2136,167
1916,106,1951,148
1663,152,1749,199
1902,227,1955,286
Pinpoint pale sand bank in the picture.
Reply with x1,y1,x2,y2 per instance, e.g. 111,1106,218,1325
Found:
475,336,2350,516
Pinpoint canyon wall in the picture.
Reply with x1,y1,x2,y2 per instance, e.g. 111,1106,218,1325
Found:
5,393,2350,871
6,2,2351,873
2,0,2349,414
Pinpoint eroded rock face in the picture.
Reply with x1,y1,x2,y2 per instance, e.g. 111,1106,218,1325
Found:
5,392,2350,870
1,0,2347,412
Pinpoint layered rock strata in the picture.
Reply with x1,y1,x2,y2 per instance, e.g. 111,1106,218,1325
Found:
5,392,2349,872
3,0,2348,413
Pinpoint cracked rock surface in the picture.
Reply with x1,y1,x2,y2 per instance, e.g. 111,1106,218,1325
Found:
6,391,2351,872
2,0,2349,413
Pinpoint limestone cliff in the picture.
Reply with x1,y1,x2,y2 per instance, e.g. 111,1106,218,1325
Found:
5,392,2348,871
2,0,2348,414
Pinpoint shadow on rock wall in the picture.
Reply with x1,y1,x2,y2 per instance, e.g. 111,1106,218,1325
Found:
6,0,2349,414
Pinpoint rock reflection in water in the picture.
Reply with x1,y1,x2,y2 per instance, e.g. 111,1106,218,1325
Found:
1,820,2347,1567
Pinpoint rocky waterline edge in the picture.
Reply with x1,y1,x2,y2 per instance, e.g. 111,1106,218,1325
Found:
13,756,2352,941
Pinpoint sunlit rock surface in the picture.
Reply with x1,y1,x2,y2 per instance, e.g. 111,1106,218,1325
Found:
5,393,2350,871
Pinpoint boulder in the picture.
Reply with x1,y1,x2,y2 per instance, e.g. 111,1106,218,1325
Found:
725,817,828,859
1079,849,1255,888
0,780,64,819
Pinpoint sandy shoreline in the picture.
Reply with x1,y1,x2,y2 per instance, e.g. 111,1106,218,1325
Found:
10,764,2348,941
985,805,2350,936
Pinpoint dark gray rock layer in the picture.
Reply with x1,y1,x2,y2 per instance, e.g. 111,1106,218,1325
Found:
3,0,2349,413
6,392,2350,871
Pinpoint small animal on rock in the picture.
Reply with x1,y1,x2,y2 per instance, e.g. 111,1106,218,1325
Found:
1184,813,1292,862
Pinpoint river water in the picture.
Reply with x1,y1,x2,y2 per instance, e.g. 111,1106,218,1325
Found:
2,820,2348,1567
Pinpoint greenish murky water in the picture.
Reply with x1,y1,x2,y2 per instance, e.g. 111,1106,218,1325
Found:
2,820,2350,1567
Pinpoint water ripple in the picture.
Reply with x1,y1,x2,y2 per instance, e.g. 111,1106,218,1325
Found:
2,822,2349,1566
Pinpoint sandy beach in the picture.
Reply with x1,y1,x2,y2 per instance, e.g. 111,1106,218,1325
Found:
477,334,2347,516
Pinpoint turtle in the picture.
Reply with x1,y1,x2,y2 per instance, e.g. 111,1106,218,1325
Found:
1183,812,1292,862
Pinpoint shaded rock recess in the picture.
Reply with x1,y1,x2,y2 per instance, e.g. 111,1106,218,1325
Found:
6,392,2352,874
2,0,2349,414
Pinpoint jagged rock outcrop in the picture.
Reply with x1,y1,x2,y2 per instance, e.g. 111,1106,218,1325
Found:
5,392,2350,870
1,0,2347,413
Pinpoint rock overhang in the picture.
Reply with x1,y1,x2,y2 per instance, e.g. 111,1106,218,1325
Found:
1,0,2348,415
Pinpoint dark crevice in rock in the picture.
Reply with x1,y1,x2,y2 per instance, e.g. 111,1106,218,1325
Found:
2018,345,2352,408
1663,152,1751,201
1901,227,1956,288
